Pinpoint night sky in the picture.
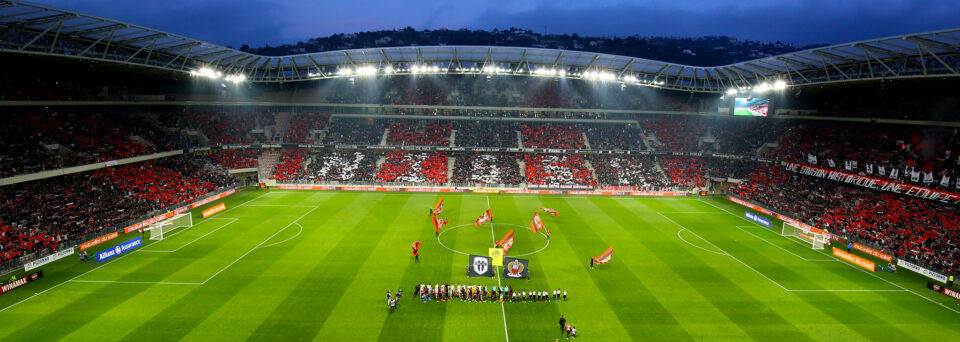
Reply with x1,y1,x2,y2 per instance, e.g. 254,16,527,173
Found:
36,0,960,48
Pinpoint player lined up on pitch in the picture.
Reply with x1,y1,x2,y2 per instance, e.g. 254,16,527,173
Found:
415,283,567,303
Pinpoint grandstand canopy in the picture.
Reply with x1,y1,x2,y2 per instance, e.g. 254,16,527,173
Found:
1,0,959,93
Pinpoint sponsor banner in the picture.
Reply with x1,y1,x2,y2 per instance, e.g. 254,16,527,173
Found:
467,255,494,277
728,196,774,215
728,196,842,242
488,248,504,266
189,188,237,208
0,271,44,296
471,189,501,194
403,187,467,193
79,231,119,251
125,188,238,233
503,257,530,279
202,203,226,218
24,248,75,272
275,185,339,190
785,162,960,205
745,211,771,227
853,243,893,262
927,282,960,301
96,237,143,263
898,259,948,283
833,247,875,272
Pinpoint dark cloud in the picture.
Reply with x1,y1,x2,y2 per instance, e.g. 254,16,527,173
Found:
35,0,288,47
468,1,960,44
33,0,960,48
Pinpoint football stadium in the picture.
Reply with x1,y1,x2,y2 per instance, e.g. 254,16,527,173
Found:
1,1,959,340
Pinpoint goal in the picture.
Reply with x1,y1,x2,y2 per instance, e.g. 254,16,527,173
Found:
781,221,828,249
148,213,193,241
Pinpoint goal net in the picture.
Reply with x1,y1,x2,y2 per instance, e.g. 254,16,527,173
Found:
781,221,828,249
148,213,193,241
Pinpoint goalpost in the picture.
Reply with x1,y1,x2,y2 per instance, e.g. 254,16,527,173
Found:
781,221,828,249
147,213,193,241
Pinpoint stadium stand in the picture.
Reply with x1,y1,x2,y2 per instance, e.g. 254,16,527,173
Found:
322,118,387,145
375,152,448,183
658,156,706,188
451,153,523,186
453,122,519,147
520,123,586,149
284,112,330,144
591,155,669,188
731,164,958,273
524,154,596,187
303,150,377,182
386,121,452,146
638,118,707,152
204,149,260,169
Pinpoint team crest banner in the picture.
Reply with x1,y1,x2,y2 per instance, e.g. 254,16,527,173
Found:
503,257,529,279
467,254,494,277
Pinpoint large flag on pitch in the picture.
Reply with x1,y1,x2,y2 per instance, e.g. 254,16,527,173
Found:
531,212,545,233
474,209,493,227
411,241,421,256
502,257,529,279
496,229,515,254
467,254,494,277
592,245,614,264
431,215,448,233
540,207,560,216
432,198,444,215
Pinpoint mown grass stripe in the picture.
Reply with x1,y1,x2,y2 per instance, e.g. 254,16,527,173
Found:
542,197,696,341
244,194,412,341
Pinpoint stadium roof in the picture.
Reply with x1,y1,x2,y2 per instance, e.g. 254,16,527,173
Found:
1,0,959,93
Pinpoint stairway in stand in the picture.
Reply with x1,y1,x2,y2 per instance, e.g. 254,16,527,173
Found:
259,150,280,181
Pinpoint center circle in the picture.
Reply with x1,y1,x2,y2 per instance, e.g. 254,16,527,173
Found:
437,222,550,257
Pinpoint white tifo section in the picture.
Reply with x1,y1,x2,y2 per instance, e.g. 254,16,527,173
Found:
781,221,827,250
148,213,193,241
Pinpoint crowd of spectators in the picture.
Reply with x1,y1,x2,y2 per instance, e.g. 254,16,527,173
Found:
583,125,644,150
638,118,707,152
524,154,596,187
658,156,706,188
730,164,958,274
387,121,452,146
303,150,377,182
284,112,330,144
702,158,762,180
205,149,259,169
0,111,181,177
451,153,522,186
591,155,669,188
520,124,586,149
375,152,449,183
269,149,308,181
772,122,960,190
0,156,233,267
708,119,790,155
322,118,387,145
454,122,519,148
177,111,262,145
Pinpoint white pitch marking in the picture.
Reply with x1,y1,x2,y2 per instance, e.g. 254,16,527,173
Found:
697,198,960,313
486,195,510,342
140,218,239,253
259,222,304,249
676,228,729,256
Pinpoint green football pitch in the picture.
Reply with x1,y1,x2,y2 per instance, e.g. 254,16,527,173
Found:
1,188,958,341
